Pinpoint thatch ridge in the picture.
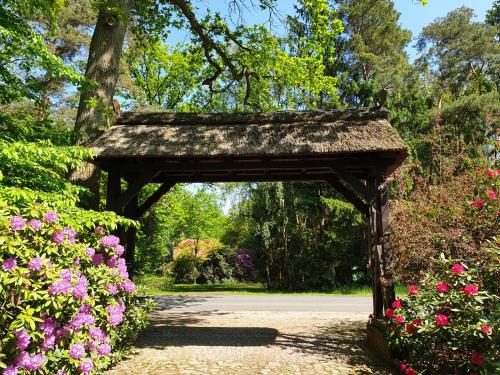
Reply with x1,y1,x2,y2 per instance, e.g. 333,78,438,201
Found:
116,107,389,126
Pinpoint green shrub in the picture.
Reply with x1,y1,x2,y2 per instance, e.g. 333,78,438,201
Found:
197,249,234,284
0,207,154,374
171,254,200,284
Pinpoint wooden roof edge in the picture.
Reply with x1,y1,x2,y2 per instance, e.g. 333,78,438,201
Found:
115,107,390,126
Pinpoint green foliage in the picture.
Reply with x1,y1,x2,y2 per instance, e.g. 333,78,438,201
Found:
0,207,153,373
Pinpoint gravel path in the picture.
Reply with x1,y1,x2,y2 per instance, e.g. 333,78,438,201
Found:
107,296,392,375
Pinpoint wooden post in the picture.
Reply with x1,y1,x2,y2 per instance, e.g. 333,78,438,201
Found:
368,175,395,319
124,194,138,279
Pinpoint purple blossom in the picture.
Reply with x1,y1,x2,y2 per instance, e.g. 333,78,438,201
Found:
106,283,119,295
2,258,17,272
115,245,125,256
73,258,81,265
27,258,43,271
9,216,26,231
28,219,42,231
72,276,89,299
68,313,95,330
100,235,120,248
51,230,65,245
16,352,46,371
79,304,91,314
43,211,58,223
69,343,85,359
94,226,105,235
97,343,111,356
57,371,68,375
88,327,106,342
79,359,94,374
59,268,72,280
85,247,95,257
117,258,129,279
107,256,118,268
121,280,136,294
41,334,56,351
48,279,72,295
15,329,30,350
63,227,77,243
91,253,104,266
107,305,124,326
2,365,18,375
55,326,70,338
40,315,57,334
86,340,97,351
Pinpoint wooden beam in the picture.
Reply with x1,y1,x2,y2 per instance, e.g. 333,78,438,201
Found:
325,176,369,218
131,181,175,220
109,169,160,212
106,171,122,212
333,166,370,201
123,195,138,279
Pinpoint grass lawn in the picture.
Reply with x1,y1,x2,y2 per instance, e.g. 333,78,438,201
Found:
136,275,408,297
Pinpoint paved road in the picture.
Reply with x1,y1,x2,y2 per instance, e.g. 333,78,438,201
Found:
152,295,372,313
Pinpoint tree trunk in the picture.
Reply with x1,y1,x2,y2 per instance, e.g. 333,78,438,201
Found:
73,0,134,209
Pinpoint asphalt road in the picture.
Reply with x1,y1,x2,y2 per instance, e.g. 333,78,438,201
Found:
152,295,372,313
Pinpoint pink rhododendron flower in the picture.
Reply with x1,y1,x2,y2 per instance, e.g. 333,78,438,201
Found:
14,329,30,350
487,169,495,177
435,314,449,326
89,327,107,342
412,319,422,326
16,353,46,371
91,253,104,266
436,282,449,293
85,247,95,257
39,315,57,334
97,343,111,356
68,313,95,330
94,226,105,235
471,200,486,207
107,305,124,326
405,323,416,334
72,276,89,299
405,368,416,375
41,334,56,351
107,256,119,268
481,325,492,335
385,308,395,318
69,343,86,359
121,280,136,293
51,230,65,245
3,365,18,375
9,216,26,231
115,245,125,256
48,279,72,295
79,304,91,314
408,285,419,296
100,235,120,248
2,258,17,272
63,227,77,243
395,316,406,325
391,299,402,309
28,219,42,231
487,188,497,200
451,263,465,275
471,352,484,366
79,359,94,374
400,361,407,371
463,284,478,296
28,258,43,271
43,211,58,222
106,283,119,295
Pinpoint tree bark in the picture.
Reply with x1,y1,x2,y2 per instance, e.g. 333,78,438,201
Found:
73,0,134,209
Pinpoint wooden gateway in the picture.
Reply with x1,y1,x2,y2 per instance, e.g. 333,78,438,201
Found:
90,107,408,322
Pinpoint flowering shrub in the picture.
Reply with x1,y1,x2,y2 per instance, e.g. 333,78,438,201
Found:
0,209,154,374
386,249,499,374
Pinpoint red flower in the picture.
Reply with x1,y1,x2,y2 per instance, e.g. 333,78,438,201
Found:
391,299,402,309
405,323,416,334
395,316,406,325
481,325,492,335
487,169,495,177
487,188,497,200
412,319,422,326
385,308,395,318
436,282,449,293
405,368,416,375
471,200,486,207
451,263,465,275
471,352,484,366
435,314,449,326
400,361,408,371
463,284,478,296
408,285,419,296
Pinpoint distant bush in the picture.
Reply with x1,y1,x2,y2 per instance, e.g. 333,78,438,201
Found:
0,208,154,374
172,238,224,260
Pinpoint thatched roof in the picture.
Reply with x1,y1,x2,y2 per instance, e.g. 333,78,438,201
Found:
90,108,407,160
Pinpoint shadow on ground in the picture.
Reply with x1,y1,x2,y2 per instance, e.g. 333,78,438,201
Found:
151,296,214,310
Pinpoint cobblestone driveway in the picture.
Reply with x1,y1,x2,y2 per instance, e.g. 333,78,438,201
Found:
107,304,391,375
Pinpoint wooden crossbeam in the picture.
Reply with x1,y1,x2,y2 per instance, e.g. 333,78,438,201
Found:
332,166,370,201
106,171,122,211
326,176,369,218
131,181,175,220
109,170,160,212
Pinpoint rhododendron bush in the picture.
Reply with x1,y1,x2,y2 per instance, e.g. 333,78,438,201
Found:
385,251,499,374
0,207,154,374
